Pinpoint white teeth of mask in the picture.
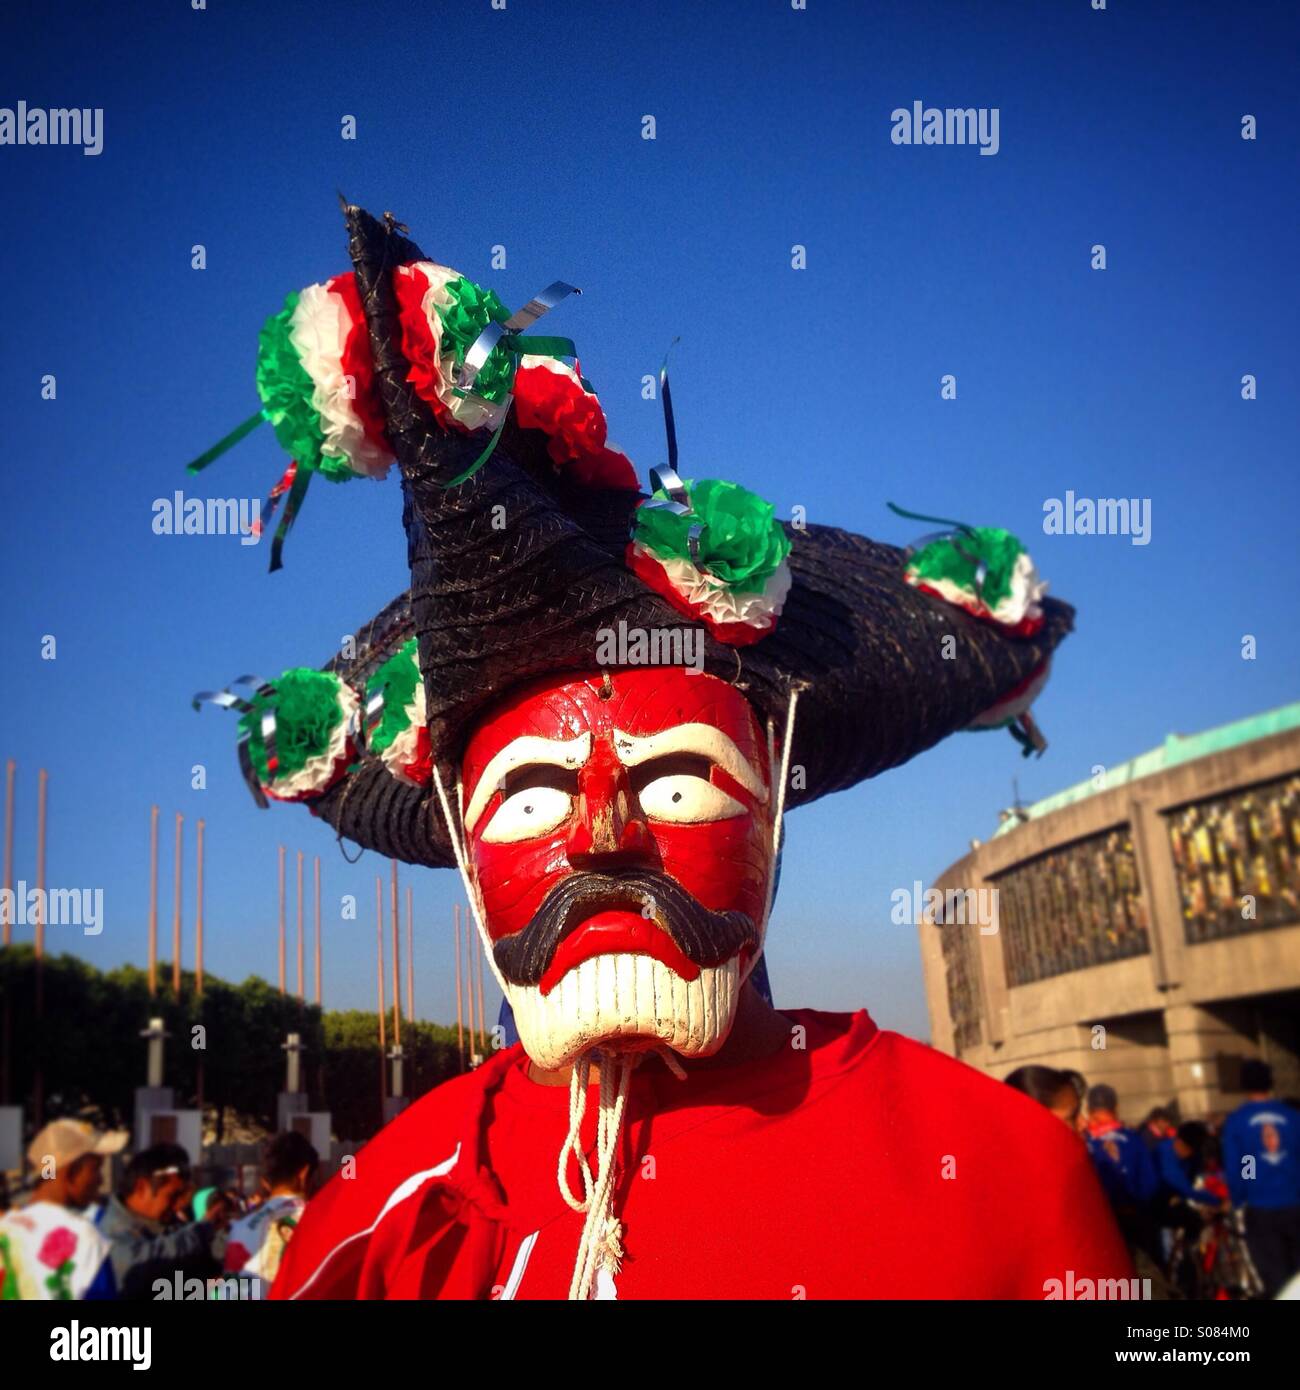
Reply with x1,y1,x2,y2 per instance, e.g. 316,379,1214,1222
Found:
507,952,741,1071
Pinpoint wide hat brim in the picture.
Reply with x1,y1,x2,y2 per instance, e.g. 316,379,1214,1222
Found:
302,208,1073,869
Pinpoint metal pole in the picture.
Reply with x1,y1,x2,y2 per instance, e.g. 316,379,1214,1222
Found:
277,846,285,996
405,885,414,1023
195,820,205,996
35,771,47,974
375,876,387,1101
465,908,477,1058
196,818,205,1112
313,855,321,1006
172,812,183,996
0,758,12,1105
34,769,47,1125
147,806,158,997
475,909,487,1056
296,850,304,1003
389,861,401,1049
453,904,464,1071
1,759,13,946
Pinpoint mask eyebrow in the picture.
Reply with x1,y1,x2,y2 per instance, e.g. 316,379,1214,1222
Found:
612,723,768,803
463,732,592,833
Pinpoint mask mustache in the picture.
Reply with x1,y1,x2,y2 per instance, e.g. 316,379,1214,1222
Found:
492,868,757,987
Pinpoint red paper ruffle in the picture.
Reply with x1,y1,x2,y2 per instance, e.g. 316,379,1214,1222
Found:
327,273,393,456
392,263,458,432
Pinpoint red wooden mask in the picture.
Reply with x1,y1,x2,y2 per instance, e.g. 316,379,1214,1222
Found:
460,668,775,1068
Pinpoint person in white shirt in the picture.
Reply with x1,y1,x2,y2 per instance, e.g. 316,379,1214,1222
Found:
222,1130,319,1295
0,1118,127,1300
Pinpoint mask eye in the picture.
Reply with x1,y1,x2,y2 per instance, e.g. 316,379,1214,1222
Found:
481,785,573,844
637,771,745,825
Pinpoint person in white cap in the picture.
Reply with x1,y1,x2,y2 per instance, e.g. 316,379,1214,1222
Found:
0,1118,127,1300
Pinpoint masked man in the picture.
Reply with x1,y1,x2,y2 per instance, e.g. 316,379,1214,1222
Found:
193,205,1129,1299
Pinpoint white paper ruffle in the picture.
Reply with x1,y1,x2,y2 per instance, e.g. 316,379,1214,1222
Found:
632,543,791,629
917,549,1046,627
289,283,393,480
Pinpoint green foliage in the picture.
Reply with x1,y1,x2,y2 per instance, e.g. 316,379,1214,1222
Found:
0,946,462,1143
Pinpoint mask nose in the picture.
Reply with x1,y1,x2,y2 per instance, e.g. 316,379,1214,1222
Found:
566,742,656,870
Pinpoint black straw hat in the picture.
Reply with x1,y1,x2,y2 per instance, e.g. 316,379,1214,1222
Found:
196,203,1074,868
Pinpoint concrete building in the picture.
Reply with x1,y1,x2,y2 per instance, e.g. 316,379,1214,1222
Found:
918,703,1300,1121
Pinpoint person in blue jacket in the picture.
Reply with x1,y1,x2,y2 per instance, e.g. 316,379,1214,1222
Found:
1155,1122,1223,1211
1222,1060,1300,1297
1084,1084,1161,1263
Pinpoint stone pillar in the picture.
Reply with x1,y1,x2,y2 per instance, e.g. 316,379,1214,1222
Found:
1164,1002,1258,1116
134,1017,174,1149
276,1032,309,1133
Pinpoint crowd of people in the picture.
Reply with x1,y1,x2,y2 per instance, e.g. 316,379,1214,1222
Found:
1005,1059,1300,1299
0,1122,318,1300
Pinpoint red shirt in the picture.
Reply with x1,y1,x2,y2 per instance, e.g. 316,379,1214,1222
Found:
273,1009,1130,1299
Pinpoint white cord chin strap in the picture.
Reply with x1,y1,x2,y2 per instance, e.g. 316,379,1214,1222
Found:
432,766,492,948
745,683,801,989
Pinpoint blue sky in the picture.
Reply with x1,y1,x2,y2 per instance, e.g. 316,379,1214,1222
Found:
1,0,1296,1041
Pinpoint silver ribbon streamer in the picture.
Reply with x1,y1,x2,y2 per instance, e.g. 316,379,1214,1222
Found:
636,349,705,566
457,281,582,392
353,686,387,755
192,675,276,809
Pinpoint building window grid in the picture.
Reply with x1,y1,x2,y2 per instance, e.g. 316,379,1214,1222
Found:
1166,773,1300,945
994,825,1150,987
935,911,982,1054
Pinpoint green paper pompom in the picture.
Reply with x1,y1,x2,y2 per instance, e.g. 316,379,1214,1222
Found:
366,638,421,755
240,668,346,785
908,527,1025,612
436,277,515,405
255,292,354,483
633,478,791,593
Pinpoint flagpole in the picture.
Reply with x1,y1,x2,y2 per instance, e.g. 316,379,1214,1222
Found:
0,759,12,1106
34,768,47,1126
462,908,473,1061
195,818,205,1112
171,812,183,996
277,846,286,996
147,806,158,997
296,850,305,1003
453,904,465,1072
313,856,321,1007
389,861,401,1050
475,909,487,1056
1,759,13,947
195,820,205,996
375,876,387,1103
405,885,414,1023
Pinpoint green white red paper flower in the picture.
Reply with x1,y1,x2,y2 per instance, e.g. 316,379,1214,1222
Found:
239,669,359,803
627,479,792,646
904,527,1046,637
186,271,396,568
247,272,395,483
393,261,636,490
364,638,432,788
188,260,634,568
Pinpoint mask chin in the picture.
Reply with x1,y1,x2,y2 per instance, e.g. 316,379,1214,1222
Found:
506,951,744,1072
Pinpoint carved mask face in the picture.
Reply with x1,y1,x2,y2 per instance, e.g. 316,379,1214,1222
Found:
460,668,774,1069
